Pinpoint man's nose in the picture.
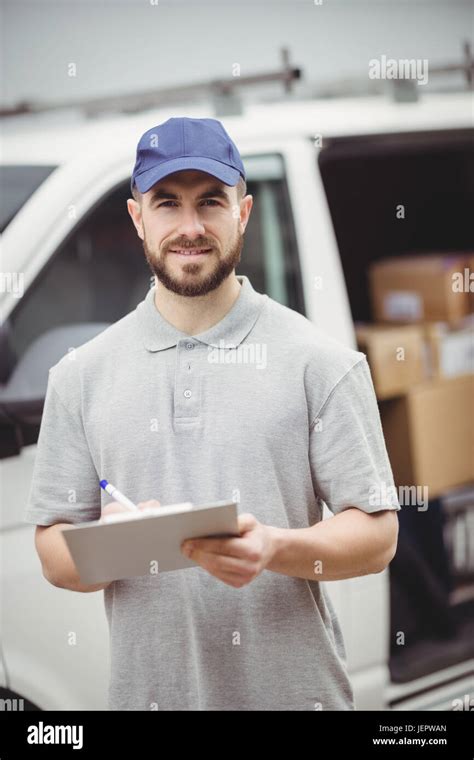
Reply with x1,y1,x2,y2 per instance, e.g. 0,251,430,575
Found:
175,209,206,238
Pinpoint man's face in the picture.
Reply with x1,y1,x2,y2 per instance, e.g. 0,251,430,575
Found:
128,170,252,297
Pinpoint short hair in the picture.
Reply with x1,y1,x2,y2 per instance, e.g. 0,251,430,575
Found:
236,176,247,200
131,183,141,204
131,176,246,205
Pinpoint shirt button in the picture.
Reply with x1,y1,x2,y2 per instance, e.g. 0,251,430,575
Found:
186,342,194,350
183,389,192,399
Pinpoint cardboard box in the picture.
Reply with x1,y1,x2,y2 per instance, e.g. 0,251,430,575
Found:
380,374,474,500
355,323,427,399
469,254,474,313
369,253,472,325
424,318,474,379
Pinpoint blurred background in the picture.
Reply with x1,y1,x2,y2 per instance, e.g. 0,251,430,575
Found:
0,0,473,712
2,0,473,109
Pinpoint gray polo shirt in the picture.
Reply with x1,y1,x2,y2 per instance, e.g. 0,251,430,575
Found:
24,274,400,711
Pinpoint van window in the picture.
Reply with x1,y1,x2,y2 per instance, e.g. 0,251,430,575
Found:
243,154,304,314
8,182,151,360
8,155,304,361
0,165,57,232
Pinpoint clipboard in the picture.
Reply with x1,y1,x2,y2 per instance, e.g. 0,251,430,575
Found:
61,499,239,584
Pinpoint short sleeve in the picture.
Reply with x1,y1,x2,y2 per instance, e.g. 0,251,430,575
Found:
23,370,101,526
309,357,401,515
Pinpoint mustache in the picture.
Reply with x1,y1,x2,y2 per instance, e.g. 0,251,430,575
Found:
165,240,215,251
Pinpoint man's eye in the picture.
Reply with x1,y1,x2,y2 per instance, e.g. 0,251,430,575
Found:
156,200,219,208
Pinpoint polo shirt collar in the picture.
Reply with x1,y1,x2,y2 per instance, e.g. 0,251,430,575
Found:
136,275,267,352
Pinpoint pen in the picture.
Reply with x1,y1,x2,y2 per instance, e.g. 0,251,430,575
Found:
100,479,139,512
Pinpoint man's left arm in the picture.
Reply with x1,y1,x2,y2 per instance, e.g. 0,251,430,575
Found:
181,507,398,587
266,506,399,581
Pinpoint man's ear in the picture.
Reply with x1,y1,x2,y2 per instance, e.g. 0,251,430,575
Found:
239,194,253,234
127,198,145,241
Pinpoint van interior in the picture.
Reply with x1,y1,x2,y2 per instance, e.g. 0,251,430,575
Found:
319,127,474,695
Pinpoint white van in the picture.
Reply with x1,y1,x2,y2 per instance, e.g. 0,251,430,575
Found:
1,91,473,711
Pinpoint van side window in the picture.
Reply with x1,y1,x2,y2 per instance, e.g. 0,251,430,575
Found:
9,183,150,360
241,154,304,314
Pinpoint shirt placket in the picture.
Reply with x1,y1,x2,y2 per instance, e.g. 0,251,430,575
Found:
174,338,202,425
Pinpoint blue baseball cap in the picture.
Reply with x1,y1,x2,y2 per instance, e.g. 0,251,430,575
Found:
131,117,246,194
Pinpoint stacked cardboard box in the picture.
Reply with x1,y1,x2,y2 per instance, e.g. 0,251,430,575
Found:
380,374,474,499
369,253,471,325
355,323,427,400
424,318,474,379
358,252,474,500
470,253,474,313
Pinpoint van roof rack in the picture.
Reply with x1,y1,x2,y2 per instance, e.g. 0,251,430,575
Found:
0,48,302,120
2,42,472,120
391,40,473,101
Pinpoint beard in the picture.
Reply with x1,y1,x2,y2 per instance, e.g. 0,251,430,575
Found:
143,227,244,297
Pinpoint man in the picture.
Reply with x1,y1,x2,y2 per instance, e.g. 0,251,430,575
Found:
26,117,400,711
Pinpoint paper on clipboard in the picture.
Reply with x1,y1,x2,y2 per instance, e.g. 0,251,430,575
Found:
61,499,239,584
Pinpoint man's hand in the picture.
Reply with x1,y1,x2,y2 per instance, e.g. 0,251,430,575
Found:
100,499,161,522
180,513,277,588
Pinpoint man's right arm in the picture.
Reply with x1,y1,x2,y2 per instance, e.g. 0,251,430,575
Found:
35,524,111,593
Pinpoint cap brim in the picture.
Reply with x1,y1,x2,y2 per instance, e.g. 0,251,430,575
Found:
134,157,241,193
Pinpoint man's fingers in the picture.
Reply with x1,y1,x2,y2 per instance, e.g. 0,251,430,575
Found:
195,552,255,577
238,512,258,534
102,503,127,514
215,572,250,589
191,554,255,588
183,536,250,559
100,499,161,522
137,499,161,511
100,502,130,522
